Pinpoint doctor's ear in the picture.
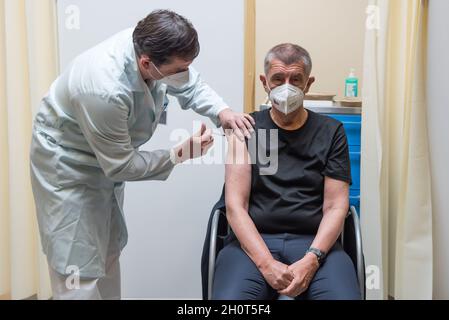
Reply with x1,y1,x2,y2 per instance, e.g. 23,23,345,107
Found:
139,55,151,68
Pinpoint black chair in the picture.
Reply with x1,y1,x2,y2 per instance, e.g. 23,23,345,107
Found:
206,205,366,300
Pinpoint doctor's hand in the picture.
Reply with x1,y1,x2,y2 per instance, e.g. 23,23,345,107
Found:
259,258,294,291
171,123,214,164
278,253,320,298
218,108,255,141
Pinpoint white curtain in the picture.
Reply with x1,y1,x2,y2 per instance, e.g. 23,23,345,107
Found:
0,0,58,300
361,0,432,300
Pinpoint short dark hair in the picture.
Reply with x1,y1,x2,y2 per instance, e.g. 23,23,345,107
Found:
133,10,200,66
264,43,312,76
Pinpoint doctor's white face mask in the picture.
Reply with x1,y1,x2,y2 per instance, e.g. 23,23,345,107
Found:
162,70,190,88
268,83,305,115
151,61,190,88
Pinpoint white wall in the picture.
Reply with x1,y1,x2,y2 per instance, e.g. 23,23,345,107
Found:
427,0,449,300
57,0,244,299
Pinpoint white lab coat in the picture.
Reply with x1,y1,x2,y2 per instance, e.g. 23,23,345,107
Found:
30,28,229,278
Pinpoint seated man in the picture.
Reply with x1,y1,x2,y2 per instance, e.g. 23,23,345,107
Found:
212,44,361,300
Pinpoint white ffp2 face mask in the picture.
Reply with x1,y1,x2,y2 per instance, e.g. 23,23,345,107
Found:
269,84,305,115
161,69,190,88
150,61,190,88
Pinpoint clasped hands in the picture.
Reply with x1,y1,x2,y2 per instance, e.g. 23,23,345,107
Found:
259,253,320,298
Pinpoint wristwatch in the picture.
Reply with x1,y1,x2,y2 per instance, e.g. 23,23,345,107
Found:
306,247,327,265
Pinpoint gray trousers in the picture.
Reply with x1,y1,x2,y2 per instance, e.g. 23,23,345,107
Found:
212,234,361,300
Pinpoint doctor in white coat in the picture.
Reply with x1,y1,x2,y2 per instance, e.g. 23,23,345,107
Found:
30,9,255,300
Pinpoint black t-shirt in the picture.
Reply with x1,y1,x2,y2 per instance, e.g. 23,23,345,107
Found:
245,109,351,235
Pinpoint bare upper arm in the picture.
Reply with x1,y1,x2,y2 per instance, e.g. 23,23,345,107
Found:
225,134,252,212
323,176,350,213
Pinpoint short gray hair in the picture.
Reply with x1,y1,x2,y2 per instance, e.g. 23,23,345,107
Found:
264,43,312,76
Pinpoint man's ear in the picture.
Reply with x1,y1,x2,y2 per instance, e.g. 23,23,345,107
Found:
304,76,315,94
260,75,269,92
139,55,151,69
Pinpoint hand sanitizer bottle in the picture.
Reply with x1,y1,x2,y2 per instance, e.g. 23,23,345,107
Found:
345,68,359,98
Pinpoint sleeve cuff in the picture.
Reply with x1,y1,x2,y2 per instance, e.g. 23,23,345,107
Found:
170,148,181,165
213,105,231,128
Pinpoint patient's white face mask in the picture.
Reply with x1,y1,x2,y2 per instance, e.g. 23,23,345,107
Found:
151,61,190,88
268,84,305,115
